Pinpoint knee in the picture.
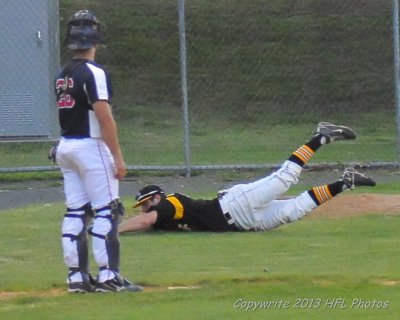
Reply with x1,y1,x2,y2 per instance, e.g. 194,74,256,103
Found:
283,193,317,222
276,161,302,185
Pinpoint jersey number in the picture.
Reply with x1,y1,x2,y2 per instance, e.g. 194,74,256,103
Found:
56,78,75,109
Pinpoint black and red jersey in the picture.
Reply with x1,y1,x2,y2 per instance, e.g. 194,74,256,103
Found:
55,58,113,138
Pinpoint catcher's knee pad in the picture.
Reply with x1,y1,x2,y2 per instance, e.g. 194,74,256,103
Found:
62,203,93,271
91,200,124,271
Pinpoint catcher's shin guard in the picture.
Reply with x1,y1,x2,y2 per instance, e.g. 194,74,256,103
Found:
62,203,94,277
91,200,124,275
105,200,124,270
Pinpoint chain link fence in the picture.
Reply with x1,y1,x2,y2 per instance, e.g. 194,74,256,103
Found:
0,0,398,176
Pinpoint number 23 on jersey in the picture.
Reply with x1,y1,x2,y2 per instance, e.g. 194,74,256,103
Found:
56,77,75,109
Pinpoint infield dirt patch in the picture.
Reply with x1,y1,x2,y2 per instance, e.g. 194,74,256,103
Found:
312,193,400,218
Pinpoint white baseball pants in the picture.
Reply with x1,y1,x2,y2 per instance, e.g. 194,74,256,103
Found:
218,161,317,231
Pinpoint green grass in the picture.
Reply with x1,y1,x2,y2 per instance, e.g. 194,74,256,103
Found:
0,109,396,170
0,186,399,319
58,0,393,117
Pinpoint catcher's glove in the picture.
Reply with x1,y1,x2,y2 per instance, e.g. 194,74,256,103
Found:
48,143,58,164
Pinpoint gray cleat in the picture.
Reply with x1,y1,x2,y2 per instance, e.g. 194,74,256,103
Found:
68,281,95,293
96,273,143,293
341,167,376,189
67,272,96,293
121,277,144,292
315,122,356,143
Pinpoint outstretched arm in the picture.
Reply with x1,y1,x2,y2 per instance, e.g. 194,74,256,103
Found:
118,211,158,233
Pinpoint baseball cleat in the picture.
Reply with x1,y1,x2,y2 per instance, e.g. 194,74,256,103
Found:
95,278,125,293
68,281,95,293
95,274,143,293
315,122,356,143
121,277,144,292
67,272,96,293
341,167,376,189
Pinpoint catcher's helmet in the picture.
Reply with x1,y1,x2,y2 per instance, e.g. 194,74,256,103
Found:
133,185,166,208
65,10,103,50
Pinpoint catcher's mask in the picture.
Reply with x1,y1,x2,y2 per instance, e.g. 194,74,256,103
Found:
65,9,104,50
133,185,166,208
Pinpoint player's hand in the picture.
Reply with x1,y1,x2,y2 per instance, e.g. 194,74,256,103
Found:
48,142,58,164
114,156,127,180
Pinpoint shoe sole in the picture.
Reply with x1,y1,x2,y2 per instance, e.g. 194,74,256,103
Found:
95,289,115,293
343,169,376,188
317,123,356,140
95,286,125,293
68,288,90,293
332,128,356,139
95,286,143,293
354,178,376,187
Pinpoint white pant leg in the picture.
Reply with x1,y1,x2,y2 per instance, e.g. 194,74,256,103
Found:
239,160,302,208
74,140,119,209
254,191,317,231
219,161,303,230
57,139,90,208
61,168,90,209
57,138,119,209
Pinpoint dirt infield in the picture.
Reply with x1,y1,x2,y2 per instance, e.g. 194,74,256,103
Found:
312,193,400,218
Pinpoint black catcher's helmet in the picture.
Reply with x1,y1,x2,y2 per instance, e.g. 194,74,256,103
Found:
65,9,103,50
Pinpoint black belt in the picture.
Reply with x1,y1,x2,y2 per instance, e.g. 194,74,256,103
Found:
223,211,235,225
222,211,241,231
218,193,241,231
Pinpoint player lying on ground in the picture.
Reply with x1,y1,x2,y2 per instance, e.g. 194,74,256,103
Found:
118,122,376,233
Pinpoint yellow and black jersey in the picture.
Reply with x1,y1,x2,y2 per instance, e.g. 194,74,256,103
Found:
152,193,238,232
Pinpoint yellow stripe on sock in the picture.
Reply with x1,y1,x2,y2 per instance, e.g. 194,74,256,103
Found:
293,145,315,164
312,187,323,204
312,186,333,204
323,185,332,199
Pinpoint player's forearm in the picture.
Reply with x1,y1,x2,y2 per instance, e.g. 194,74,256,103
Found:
100,119,124,159
118,216,153,233
93,101,124,160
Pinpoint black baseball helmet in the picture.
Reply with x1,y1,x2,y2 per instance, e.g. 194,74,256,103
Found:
133,185,166,208
65,10,104,50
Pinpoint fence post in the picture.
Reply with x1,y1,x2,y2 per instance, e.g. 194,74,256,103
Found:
178,0,191,177
393,0,400,163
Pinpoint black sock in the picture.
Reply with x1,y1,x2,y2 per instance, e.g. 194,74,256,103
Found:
306,134,323,152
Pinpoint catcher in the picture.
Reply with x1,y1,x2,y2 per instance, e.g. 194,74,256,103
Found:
118,122,376,234
55,9,141,293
